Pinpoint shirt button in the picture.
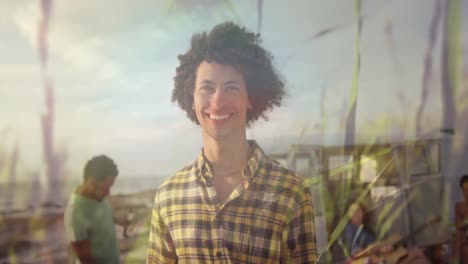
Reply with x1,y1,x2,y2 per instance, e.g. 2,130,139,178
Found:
216,251,223,258
215,218,222,228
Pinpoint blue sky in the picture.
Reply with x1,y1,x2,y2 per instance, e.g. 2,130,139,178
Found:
0,0,465,181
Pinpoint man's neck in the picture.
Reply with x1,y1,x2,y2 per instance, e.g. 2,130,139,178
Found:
76,184,101,201
202,136,251,177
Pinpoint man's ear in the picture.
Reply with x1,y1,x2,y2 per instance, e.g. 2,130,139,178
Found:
247,98,252,109
86,178,98,189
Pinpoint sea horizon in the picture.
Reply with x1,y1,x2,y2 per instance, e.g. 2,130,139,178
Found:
0,175,168,212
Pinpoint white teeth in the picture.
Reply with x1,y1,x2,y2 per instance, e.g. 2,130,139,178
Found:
209,114,229,120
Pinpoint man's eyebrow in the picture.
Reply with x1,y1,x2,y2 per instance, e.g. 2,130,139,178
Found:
224,80,240,86
197,80,240,86
197,80,215,86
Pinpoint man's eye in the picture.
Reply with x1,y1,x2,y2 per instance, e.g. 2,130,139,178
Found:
199,86,213,92
226,86,239,91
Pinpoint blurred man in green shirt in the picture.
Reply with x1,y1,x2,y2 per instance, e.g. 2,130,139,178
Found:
64,155,119,264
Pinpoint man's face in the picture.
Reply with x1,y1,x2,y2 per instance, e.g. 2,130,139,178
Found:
193,61,251,141
92,176,116,200
462,182,468,202
349,203,364,226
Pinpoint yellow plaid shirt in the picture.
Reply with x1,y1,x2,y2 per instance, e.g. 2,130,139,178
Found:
147,141,317,263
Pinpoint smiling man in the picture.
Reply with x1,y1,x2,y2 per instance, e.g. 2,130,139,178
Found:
147,22,317,263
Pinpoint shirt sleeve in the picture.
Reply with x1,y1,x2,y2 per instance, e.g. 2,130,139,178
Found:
64,203,91,242
146,196,177,264
281,182,318,264
454,202,464,260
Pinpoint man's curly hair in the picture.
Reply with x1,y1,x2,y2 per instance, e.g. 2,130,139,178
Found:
83,155,118,182
172,21,286,127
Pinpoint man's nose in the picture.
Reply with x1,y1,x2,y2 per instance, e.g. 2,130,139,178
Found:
211,88,227,109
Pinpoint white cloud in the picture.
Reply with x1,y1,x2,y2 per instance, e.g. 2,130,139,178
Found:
12,1,122,89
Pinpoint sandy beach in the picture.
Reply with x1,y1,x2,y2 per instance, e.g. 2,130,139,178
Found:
0,189,155,264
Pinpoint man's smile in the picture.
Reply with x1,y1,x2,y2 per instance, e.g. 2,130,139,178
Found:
204,112,234,121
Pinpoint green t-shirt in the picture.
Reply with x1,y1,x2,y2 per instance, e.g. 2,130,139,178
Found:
64,191,119,264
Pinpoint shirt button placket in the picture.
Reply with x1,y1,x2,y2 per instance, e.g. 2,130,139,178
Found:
212,213,227,263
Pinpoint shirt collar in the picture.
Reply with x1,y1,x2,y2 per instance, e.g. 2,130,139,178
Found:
193,140,266,181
